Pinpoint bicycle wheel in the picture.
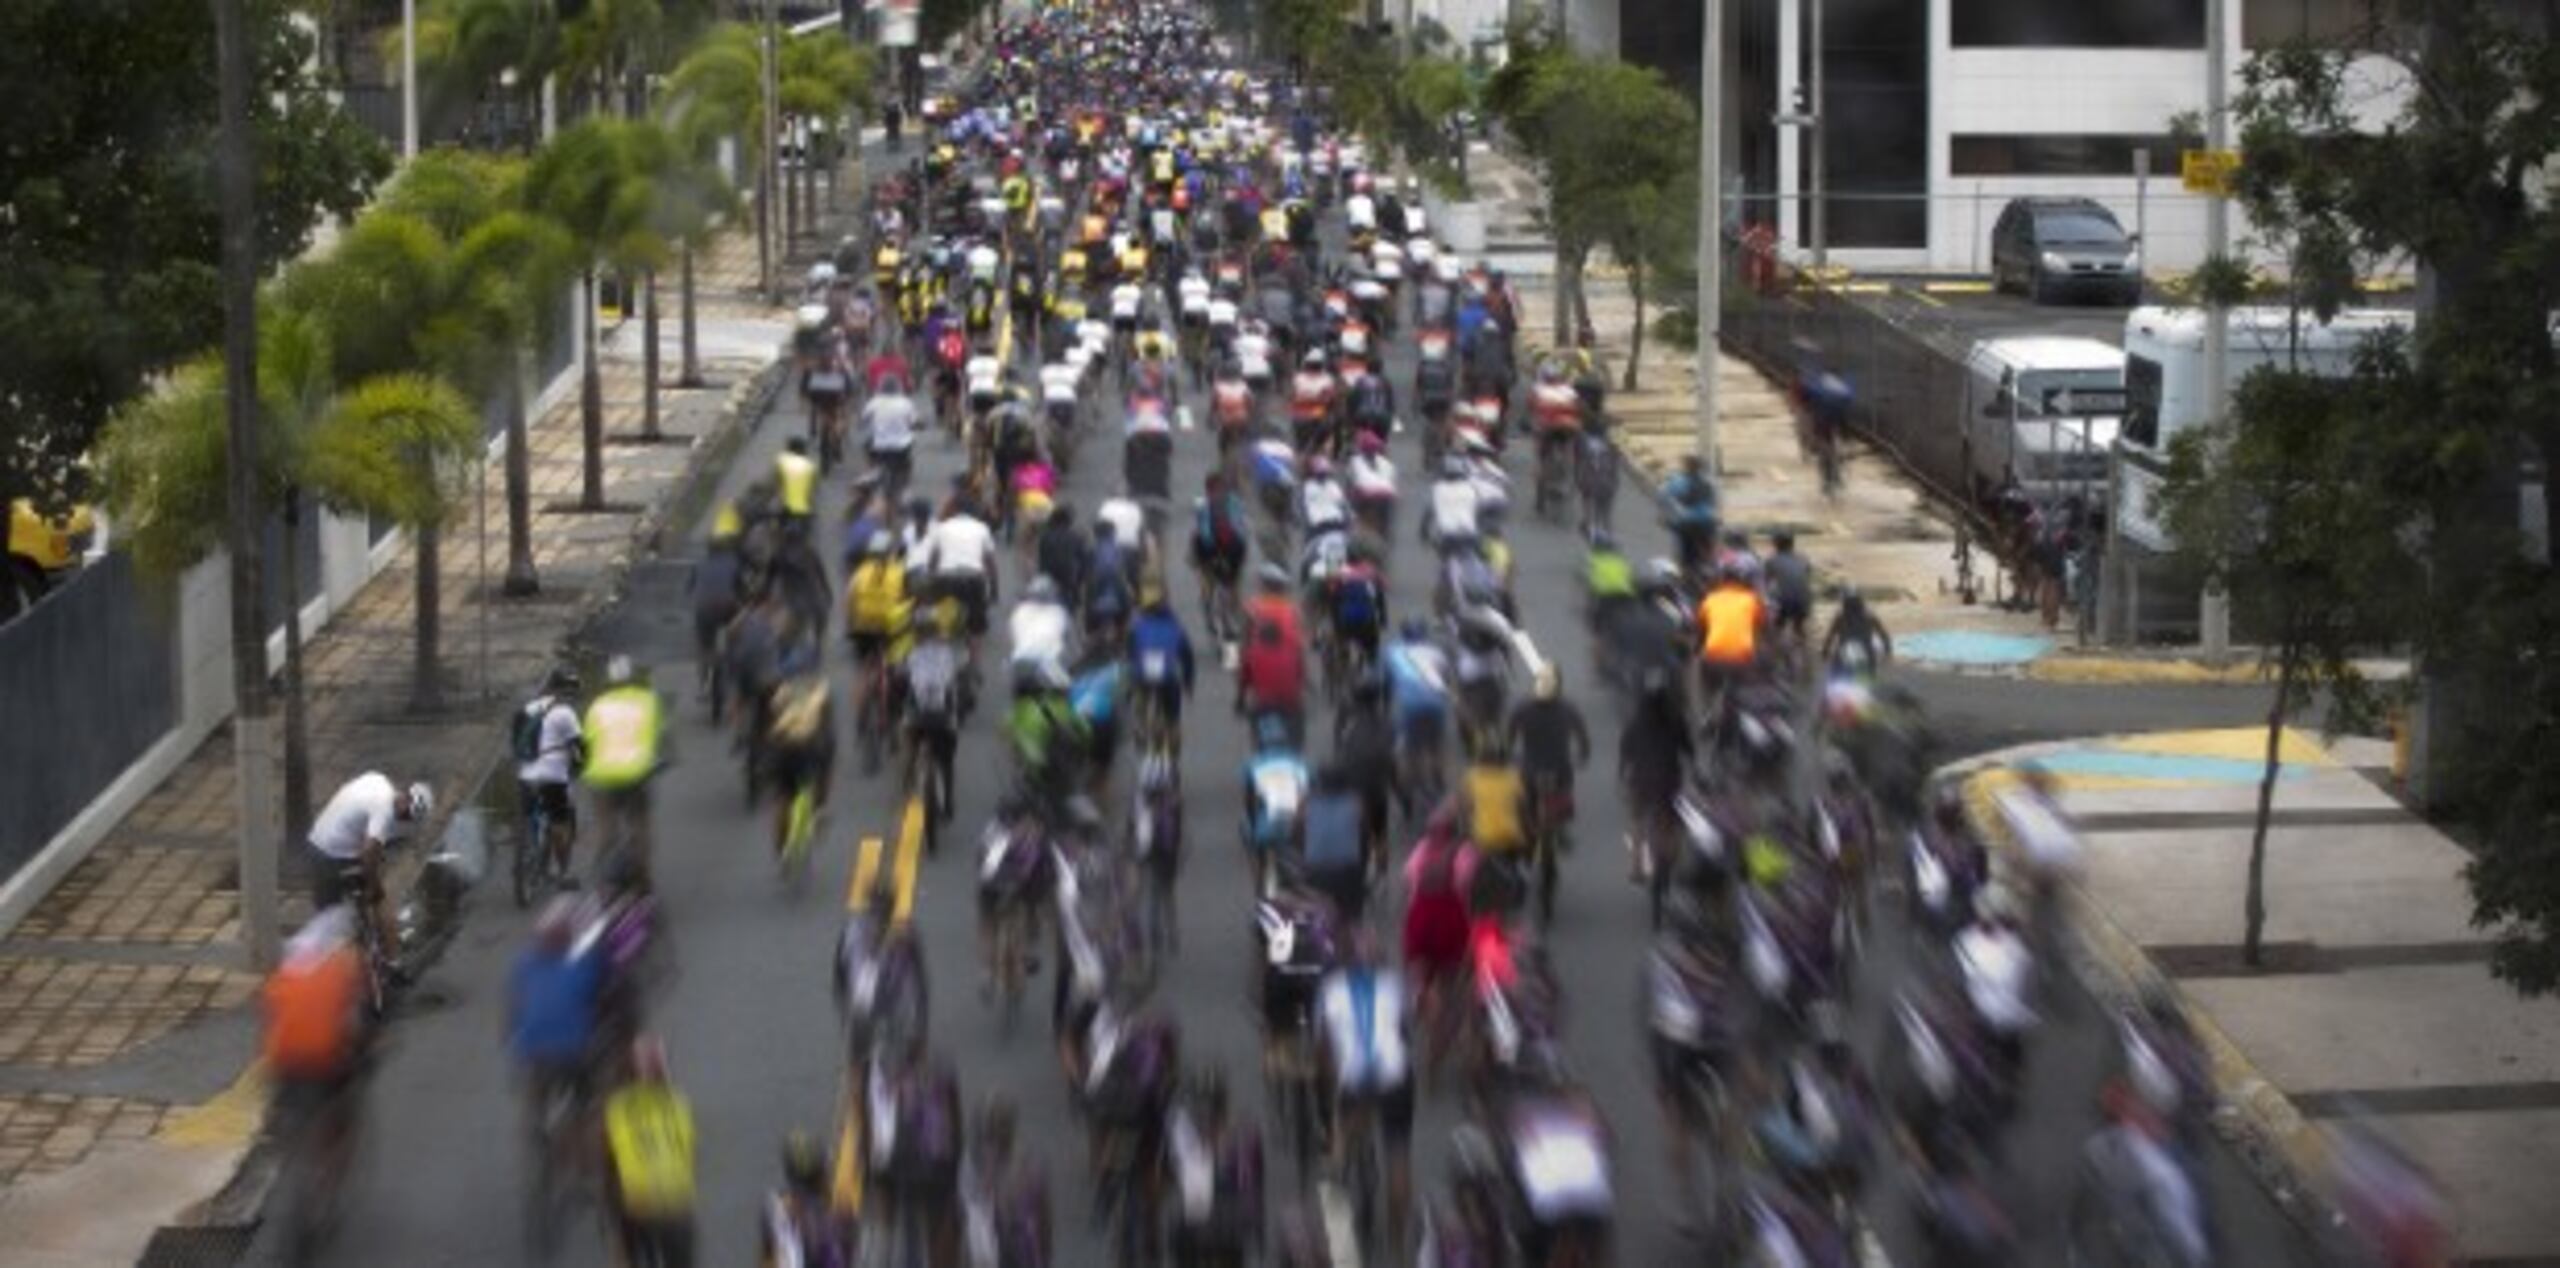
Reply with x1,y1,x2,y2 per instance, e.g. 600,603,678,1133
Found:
512,814,542,909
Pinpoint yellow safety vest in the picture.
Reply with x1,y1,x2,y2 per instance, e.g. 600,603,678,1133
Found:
775,451,818,516
603,1083,697,1218
848,560,910,635
1700,586,1764,666
1466,764,1525,853
711,501,744,542
582,686,663,791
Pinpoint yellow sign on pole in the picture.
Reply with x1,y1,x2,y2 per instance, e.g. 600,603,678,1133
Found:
2181,149,2239,196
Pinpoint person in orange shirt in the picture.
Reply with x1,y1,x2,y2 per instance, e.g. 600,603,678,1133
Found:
1695,564,1768,718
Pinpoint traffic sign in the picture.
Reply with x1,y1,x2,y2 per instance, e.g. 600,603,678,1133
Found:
2181,148,2239,196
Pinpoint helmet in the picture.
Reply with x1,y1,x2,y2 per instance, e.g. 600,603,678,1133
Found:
604,654,636,685
781,1131,827,1192
1356,430,1384,454
866,530,894,557
1026,575,1059,602
545,666,581,694
1532,664,1561,700
630,1034,671,1081
1254,712,1293,751
1440,457,1467,479
1257,562,1290,591
1644,559,1684,591
404,781,436,822
1400,617,1430,641
1306,456,1332,479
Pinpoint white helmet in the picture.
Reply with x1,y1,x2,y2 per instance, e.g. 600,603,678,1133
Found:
404,781,436,822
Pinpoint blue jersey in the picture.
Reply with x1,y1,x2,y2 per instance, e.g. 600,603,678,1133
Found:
1384,641,1451,720
1242,753,1311,849
509,948,605,1067
1129,611,1195,690
1071,662,1123,727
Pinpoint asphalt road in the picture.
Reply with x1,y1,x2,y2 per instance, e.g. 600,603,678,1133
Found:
242,197,2318,1268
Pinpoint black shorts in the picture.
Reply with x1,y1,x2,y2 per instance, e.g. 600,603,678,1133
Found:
850,631,889,664
1775,598,1811,633
1342,1077,1417,1142
1262,968,1321,1034
520,779,576,826
764,740,834,794
931,573,990,635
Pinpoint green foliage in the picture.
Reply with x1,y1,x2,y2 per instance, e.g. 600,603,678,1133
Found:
0,0,389,511
527,117,683,276
2222,3,2560,992
1261,0,1355,76
665,22,873,170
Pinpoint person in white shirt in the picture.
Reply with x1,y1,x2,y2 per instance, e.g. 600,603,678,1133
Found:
1426,456,1481,551
1205,294,1239,342
966,353,1003,413
1007,575,1076,686
1235,322,1274,391
967,242,1001,286
513,663,585,875
1039,359,1080,421
1344,189,1376,234
861,390,919,470
1109,280,1145,329
1298,456,1350,537
1348,433,1398,533
1955,887,2037,1078
1096,496,1147,559
307,771,434,956
925,501,1000,643
1178,271,1211,323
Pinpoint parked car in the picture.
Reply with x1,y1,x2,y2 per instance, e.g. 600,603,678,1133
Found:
1990,197,2143,306
1960,336,2125,504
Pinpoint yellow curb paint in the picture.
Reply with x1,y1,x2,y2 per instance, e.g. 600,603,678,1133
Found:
2112,726,2336,767
158,1061,268,1147
1837,282,1890,295
1920,280,1995,295
1968,767,2196,797
893,796,926,926
849,836,885,914
1905,288,1946,308
832,1100,864,1216
2028,656,2268,686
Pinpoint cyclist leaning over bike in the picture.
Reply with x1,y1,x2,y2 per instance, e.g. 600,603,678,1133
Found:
1190,470,1251,642
761,1132,855,1266
962,1094,1055,1268
513,667,586,887
761,651,836,857
1315,927,1416,1250
1382,619,1454,820
306,772,434,962
848,530,913,742
262,903,375,1253
1506,664,1589,927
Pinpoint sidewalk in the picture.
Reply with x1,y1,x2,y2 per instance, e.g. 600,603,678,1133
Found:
1962,730,2560,1260
0,220,801,1263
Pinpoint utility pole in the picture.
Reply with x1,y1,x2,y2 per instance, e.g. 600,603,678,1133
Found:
214,0,281,971
1807,0,1827,271
762,0,783,304
2198,0,2233,657
1695,0,1722,473
401,0,419,158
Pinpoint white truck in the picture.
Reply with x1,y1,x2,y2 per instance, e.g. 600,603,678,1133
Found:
2119,304,2414,454
1960,335,2125,503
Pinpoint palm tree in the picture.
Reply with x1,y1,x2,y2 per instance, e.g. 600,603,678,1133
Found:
526,117,679,486
667,22,771,299
408,0,561,151
377,150,576,595
778,33,874,247
97,315,477,826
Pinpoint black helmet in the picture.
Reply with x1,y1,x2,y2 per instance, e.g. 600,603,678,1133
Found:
781,1131,826,1192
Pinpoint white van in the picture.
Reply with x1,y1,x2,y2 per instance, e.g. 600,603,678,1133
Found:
2120,305,2413,454
1960,335,2126,502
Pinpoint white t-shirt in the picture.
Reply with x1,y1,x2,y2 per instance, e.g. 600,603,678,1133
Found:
515,696,583,785
1317,967,1410,1091
1097,498,1146,548
902,524,935,573
1178,275,1211,315
1344,193,1376,231
1429,477,1480,539
1299,478,1349,532
1349,453,1396,498
1041,362,1080,404
966,355,1002,399
1077,318,1114,357
309,772,407,861
862,394,918,452
925,514,997,578
1009,600,1073,670
1956,924,2036,1034
1206,297,1239,330
1512,1106,1612,1222
1110,283,1144,320
1236,333,1272,380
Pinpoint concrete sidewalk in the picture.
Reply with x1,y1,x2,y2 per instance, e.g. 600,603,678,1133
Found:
1965,728,2560,1261
0,218,803,1264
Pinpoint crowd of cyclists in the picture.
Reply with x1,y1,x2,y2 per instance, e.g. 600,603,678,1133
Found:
251,4,2458,1267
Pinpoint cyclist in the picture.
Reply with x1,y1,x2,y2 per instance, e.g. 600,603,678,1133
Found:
513,667,585,887
1008,574,1077,688
861,383,921,501
923,495,1000,657
1695,560,1769,720
1315,929,1414,1250
1297,454,1350,545
1128,589,1198,751
262,904,373,1232
1382,620,1453,819
774,437,820,538
1006,660,1089,811
1422,456,1479,556
1766,530,1816,664
1459,733,1529,916
1083,520,1140,651
1299,762,1374,922
868,1035,966,1267
1190,471,1250,639
961,1094,1054,1268
761,665,836,857
1583,531,1637,660
581,656,667,878
1164,1071,1264,1268
1660,454,1722,576
1346,430,1397,539
760,1132,855,1266
1822,586,1894,679
1342,361,1394,447
603,1035,698,1266
1620,688,1696,910
306,773,433,961
1506,665,1589,926
901,602,969,829
1236,564,1308,746
1241,714,1311,894
509,897,607,1177
848,529,912,728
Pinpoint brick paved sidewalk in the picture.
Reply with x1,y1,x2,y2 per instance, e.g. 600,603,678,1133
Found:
0,220,800,1201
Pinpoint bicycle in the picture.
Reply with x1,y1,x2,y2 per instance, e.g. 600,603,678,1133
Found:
1534,429,1576,521
855,654,898,777
524,1066,595,1257
274,1071,364,1266
1525,771,1573,930
1395,716,1447,829
1263,1027,1322,1183
1330,1090,1406,1256
515,788,574,910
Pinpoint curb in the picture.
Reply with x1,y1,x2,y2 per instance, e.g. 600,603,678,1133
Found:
1941,744,2346,1242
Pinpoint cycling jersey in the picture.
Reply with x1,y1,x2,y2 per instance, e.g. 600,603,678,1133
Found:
1318,965,1410,1091
1242,752,1310,849
1384,640,1451,722
603,1082,697,1218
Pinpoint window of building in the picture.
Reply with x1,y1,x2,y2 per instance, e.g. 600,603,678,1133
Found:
2244,0,2379,48
1951,134,2185,177
1951,0,2205,49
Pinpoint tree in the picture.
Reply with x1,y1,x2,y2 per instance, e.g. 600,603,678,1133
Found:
0,0,387,514
409,0,562,151
1599,166,1698,391
2158,317,2405,966
778,31,875,247
97,311,476,826
1395,54,1478,193
375,150,576,594
526,117,679,507
2224,3,2560,992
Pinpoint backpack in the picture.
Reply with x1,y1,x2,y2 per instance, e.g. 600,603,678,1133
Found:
512,697,552,764
1333,571,1380,628
936,329,968,367
1087,542,1133,617
1196,498,1242,554
907,645,959,724
263,949,361,1077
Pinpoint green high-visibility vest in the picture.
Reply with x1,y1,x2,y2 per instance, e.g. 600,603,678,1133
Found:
582,686,663,790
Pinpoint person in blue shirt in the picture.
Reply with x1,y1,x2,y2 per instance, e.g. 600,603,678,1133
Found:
1070,653,1125,800
1240,714,1311,895
1127,593,1197,742
1660,454,1722,576
509,897,607,1145
1383,621,1454,817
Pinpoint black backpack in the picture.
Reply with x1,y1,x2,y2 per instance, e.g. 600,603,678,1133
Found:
511,697,551,764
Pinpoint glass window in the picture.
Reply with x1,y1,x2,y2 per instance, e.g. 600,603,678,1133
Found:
1952,134,2183,178
1952,0,2205,48
2244,0,2375,48
2031,211,2131,246
2124,354,2166,448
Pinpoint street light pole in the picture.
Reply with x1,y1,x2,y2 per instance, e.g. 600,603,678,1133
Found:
1808,0,1827,271
213,0,281,971
2198,0,2233,656
762,0,783,305
1695,0,1722,473
402,0,419,158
